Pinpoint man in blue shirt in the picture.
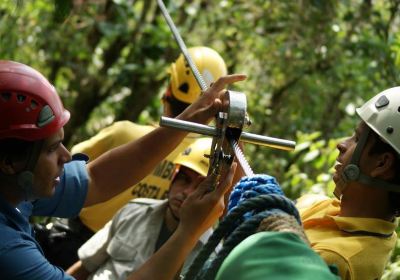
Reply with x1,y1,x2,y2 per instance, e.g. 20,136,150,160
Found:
0,60,242,279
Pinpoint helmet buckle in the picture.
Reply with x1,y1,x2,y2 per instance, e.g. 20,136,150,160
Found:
343,164,360,181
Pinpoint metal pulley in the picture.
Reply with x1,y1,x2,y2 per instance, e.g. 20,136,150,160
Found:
160,91,296,178
208,90,247,178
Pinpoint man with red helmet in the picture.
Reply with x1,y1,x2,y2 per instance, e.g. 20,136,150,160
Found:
0,60,242,279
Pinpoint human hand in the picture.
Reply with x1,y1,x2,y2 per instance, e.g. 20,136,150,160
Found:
178,163,237,239
177,74,247,124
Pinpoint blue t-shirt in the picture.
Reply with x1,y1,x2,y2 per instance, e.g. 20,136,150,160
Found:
0,159,88,280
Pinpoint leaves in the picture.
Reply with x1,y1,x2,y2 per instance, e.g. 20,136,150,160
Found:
2,0,400,270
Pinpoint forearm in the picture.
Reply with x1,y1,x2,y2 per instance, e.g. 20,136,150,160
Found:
127,226,199,280
66,260,91,280
85,126,186,206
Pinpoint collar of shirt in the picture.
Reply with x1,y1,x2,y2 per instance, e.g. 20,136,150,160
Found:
331,216,397,237
301,198,397,237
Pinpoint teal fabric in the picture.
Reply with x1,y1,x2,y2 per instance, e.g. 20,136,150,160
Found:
216,232,339,280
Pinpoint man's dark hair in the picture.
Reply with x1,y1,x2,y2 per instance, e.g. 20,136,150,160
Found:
164,95,190,118
0,138,33,168
368,132,400,216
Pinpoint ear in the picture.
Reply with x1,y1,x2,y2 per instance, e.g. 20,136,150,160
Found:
0,157,17,175
162,97,173,117
370,152,396,179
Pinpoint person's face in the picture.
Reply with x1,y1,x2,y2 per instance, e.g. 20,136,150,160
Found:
168,166,205,218
333,122,380,197
33,128,71,198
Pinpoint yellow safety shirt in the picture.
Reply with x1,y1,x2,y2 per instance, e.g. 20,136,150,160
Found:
297,196,397,280
71,121,198,231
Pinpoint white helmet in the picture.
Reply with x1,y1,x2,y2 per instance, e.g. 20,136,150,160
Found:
335,86,400,198
356,86,400,155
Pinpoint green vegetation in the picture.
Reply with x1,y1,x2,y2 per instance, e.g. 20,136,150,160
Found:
1,0,400,276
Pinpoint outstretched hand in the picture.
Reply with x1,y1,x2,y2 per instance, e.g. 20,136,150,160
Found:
178,74,247,124
179,163,237,238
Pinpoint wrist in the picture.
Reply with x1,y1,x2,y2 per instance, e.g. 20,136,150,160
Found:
176,108,198,123
175,223,202,245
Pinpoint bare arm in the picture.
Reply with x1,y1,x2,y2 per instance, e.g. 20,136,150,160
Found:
127,163,237,280
66,260,90,280
83,74,246,207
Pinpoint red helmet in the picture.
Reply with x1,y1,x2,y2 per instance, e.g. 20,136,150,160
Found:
0,61,70,141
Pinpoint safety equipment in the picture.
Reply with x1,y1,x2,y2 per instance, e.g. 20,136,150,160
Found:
356,86,400,155
0,60,70,141
169,46,227,104
185,180,301,280
335,87,400,197
174,137,212,177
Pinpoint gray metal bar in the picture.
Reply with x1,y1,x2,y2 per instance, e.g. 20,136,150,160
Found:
160,116,217,137
157,0,208,91
241,131,295,151
160,117,296,151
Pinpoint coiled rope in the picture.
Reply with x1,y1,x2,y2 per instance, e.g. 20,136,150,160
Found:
185,175,302,280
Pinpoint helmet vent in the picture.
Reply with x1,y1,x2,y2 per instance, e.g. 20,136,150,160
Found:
1,92,11,101
178,83,189,94
397,106,400,112
30,100,38,110
37,105,55,127
17,94,27,103
375,95,389,108
386,126,394,134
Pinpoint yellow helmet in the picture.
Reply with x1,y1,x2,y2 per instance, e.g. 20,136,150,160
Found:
174,138,212,177
169,46,227,104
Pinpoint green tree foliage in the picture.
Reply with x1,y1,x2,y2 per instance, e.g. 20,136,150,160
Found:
1,0,400,272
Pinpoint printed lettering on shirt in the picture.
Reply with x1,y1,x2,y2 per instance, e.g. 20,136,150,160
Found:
153,160,175,180
131,182,161,199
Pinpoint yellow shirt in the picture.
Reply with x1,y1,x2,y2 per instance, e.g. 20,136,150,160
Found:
297,196,397,280
71,121,198,232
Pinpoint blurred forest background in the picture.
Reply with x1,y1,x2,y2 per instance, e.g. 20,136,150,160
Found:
1,0,400,277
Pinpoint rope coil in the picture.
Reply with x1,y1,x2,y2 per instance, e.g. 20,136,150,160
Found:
184,175,303,280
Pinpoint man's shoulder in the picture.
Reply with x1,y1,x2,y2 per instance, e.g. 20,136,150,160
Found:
119,198,167,215
112,120,155,131
114,198,167,226
296,194,331,210
0,219,35,251
128,198,166,206
105,121,155,141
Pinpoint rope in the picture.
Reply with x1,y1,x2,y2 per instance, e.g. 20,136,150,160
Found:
228,174,283,212
257,212,309,244
185,195,300,279
184,175,301,280
199,210,290,280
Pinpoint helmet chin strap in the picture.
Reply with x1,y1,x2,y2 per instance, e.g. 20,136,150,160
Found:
21,141,44,200
334,126,400,198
